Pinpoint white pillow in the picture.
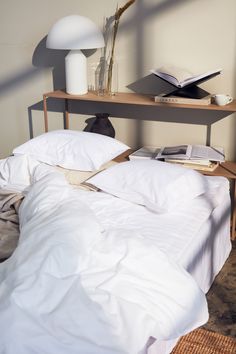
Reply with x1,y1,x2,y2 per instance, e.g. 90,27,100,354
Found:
13,130,129,171
87,159,209,213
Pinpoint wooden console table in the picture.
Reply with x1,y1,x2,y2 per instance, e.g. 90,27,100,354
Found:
43,89,236,239
43,90,236,132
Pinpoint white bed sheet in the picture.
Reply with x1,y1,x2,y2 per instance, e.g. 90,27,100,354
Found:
73,177,231,291
71,176,232,354
0,155,232,354
148,188,232,354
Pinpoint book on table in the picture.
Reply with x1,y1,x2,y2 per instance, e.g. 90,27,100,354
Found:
155,144,225,162
153,94,211,106
164,157,213,166
150,65,222,99
129,146,160,160
129,145,224,172
150,66,222,89
164,159,219,172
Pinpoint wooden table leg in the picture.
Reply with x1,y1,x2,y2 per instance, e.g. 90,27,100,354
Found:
231,180,236,240
65,99,69,129
43,94,48,132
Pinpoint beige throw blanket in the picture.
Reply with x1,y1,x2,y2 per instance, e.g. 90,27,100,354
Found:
0,189,24,260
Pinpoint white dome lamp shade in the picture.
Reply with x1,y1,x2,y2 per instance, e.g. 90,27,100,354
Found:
46,15,105,95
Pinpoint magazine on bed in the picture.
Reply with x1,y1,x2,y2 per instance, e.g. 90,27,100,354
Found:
155,144,225,162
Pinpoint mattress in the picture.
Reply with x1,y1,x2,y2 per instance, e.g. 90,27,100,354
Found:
148,187,231,354
73,176,231,289
72,176,232,354
0,155,232,354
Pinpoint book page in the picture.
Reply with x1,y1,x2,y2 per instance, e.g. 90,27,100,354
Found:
158,66,195,84
130,146,160,159
191,145,225,162
150,66,222,88
156,145,192,160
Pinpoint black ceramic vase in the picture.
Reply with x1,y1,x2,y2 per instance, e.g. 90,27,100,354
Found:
89,113,115,138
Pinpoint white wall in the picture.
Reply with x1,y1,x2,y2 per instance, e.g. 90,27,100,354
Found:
0,0,235,159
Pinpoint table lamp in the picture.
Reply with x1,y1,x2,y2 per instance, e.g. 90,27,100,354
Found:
46,15,105,95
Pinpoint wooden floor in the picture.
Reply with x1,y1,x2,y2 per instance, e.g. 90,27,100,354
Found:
172,328,236,354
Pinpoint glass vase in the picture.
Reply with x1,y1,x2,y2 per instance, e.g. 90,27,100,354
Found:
95,57,108,96
107,58,118,96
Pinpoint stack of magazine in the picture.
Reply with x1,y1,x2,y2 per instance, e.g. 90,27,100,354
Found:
129,144,225,172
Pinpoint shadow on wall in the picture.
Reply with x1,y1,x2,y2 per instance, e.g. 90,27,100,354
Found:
29,30,229,141
32,36,67,90
0,67,40,96
29,0,200,140
28,36,97,138
0,0,235,151
28,36,67,138
32,36,97,91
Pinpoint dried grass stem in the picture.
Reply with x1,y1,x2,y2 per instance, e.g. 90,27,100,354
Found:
107,0,136,93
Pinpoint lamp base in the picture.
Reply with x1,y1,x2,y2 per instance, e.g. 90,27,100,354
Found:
65,50,87,95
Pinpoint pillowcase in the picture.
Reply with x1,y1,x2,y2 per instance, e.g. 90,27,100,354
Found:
87,159,209,213
55,159,117,187
13,130,129,171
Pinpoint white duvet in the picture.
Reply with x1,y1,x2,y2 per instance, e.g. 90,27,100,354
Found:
0,156,210,354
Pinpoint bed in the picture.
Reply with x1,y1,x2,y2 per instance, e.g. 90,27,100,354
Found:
0,130,232,354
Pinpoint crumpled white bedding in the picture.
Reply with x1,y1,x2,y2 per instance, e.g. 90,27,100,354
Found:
0,155,216,354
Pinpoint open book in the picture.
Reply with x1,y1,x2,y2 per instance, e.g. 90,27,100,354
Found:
129,146,160,160
150,66,222,89
155,145,225,162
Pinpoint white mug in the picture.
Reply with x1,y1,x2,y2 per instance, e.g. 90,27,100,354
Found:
213,94,233,106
